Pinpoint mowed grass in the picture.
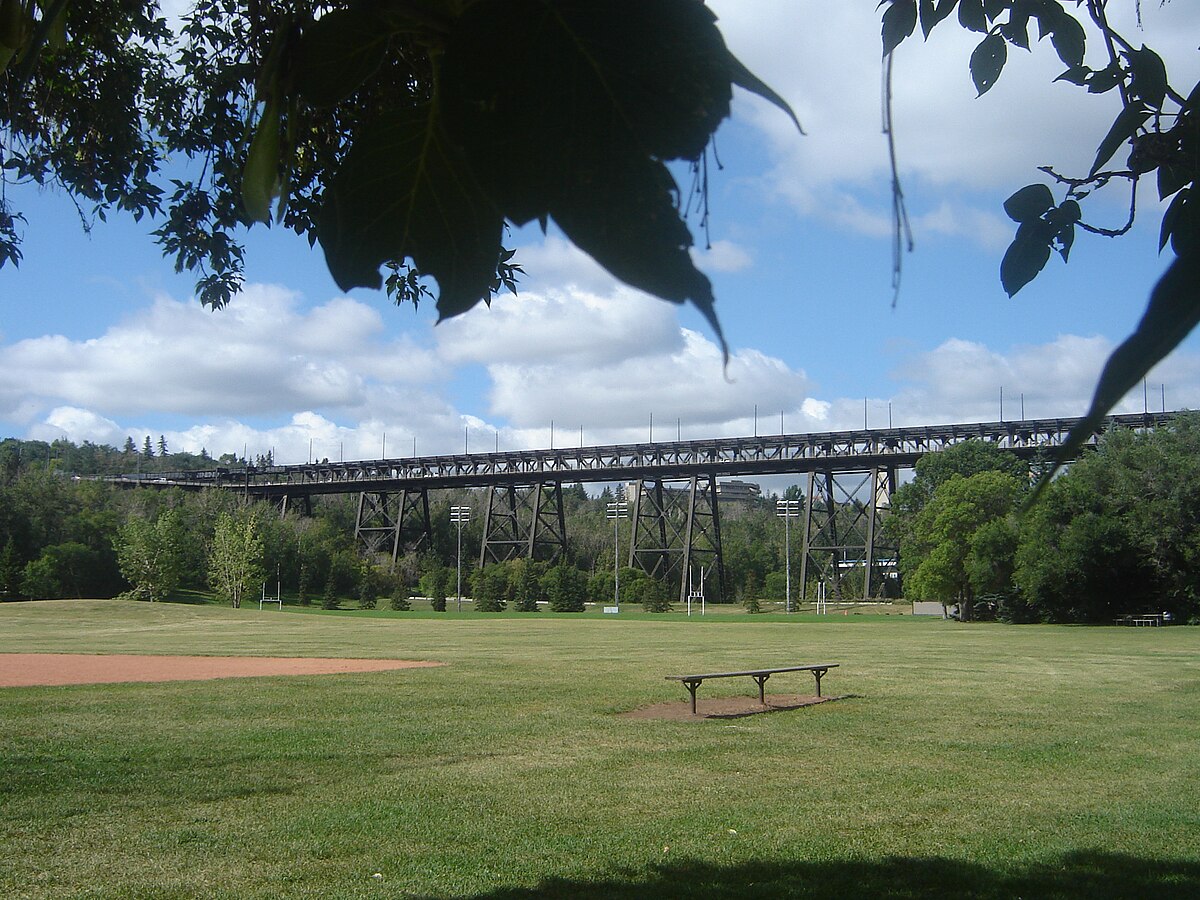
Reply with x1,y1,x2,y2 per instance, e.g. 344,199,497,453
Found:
1,601,1198,899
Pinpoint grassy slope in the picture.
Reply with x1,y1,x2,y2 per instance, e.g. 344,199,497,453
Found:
1,600,1198,899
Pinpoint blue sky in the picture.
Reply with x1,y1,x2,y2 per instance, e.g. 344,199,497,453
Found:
2,1,1198,466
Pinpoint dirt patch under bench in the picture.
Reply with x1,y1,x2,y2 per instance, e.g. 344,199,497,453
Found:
0,653,443,687
622,693,845,721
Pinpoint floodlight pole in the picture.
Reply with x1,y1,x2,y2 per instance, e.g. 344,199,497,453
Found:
607,497,629,611
450,505,470,612
777,499,801,613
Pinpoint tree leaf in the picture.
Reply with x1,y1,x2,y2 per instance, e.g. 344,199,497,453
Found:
1087,61,1124,94
242,98,281,224
1160,189,1189,252
1003,183,1054,223
1126,44,1168,110
970,32,1007,96
957,0,986,33
1043,251,1200,489
295,7,391,108
1000,221,1052,296
1054,65,1090,86
1048,12,1085,68
1090,102,1150,176
919,0,957,38
882,0,918,58
317,104,503,319
442,0,734,226
727,49,803,134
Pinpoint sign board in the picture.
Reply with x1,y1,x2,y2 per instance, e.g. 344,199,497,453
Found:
603,606,620,614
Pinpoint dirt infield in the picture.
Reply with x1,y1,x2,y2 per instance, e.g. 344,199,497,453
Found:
0,653,443,687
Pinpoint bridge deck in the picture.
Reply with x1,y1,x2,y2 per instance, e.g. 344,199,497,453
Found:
96,412,1176,496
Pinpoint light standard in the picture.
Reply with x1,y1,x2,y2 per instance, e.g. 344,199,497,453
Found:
776,498,801,613
606,495,629,611
450,505,470,612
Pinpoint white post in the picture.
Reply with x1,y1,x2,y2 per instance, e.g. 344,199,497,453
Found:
451,505,470,612
607,496,628,612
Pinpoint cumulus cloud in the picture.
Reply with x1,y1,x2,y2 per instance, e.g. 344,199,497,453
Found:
710,0,1200,242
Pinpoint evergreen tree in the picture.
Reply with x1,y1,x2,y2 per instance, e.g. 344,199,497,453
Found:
142,436,154,458
157,435,168,456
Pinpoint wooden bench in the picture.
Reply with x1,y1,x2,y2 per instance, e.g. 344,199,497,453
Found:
665,664,838,715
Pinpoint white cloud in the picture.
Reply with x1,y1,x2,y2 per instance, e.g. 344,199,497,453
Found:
710,0,1200,242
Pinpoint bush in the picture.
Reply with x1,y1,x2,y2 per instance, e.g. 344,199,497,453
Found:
388,594,411,611
544,564,587,612
640,578,673,613
321,572,340,610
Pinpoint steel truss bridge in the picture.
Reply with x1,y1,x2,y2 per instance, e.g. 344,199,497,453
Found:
108,411,1177,604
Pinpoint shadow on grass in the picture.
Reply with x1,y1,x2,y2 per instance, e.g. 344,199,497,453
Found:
451,851,1200,899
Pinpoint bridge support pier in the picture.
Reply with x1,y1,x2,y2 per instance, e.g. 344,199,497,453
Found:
354,490,432,568
629,474,726,604
479,482,567,565
800,466,897,603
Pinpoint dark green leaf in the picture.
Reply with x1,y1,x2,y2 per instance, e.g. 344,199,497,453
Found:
1158,161,1190,201
552,147,726,359
1168,190,1200,257
317,105,503,318
982,0,1005,18
970,32,1007,96
1048,12,1085,68
957,0,986,33
1054,65,1090,86
919,0,957,38
1044,251,1200,489
1087,61,1124,94
1055,222,1075,262
1000,13,1029,51
1126,45,1168,110
1160,189,1189,252
1000,221,1053,296
442,0,733,224
1090,102,1150,176
242,98,281,224
1003,183,1054,223
727,49,803,134
882,0,918,57
295,8,390,107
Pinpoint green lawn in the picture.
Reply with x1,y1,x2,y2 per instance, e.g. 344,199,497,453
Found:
2,600,1198,899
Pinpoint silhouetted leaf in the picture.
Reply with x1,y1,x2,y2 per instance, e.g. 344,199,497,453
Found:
1048,12,1085,68
1045,251,1200,489
919,0,957,38
882,0,918,58
970,32,1007,96
1126,45,1168,110
242,98,281,224
1054,65,1090,86
1160,190,1189,252
1003,183,1054,223
727,50,803,134
295,7,390,107
1090,102,1150,176
957,0,986,33
317,105,503,319
999,12,1029,51
1087,61,1124,94
1000,221,1052,296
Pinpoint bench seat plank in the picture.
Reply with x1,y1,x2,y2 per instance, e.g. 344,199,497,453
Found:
665,664,839,714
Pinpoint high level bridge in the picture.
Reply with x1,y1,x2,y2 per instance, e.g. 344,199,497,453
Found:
108,412,1177,604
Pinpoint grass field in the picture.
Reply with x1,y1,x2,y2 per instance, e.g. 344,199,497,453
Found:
2,600,1198,899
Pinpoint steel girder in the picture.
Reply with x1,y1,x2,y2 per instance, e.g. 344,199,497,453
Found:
800,466,898,602
629,474,726,604
353,490,431,568
479,483,567,566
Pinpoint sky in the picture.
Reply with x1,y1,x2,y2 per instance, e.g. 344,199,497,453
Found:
2,1,1199,474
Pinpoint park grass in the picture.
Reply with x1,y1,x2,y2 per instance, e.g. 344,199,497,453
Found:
1,600,1198,898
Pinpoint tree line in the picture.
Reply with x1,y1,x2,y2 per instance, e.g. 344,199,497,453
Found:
887,413,1200,624
0,437,817,611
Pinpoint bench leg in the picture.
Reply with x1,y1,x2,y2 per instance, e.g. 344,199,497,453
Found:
685,681,700,715
752,674,770,705
812,668,826,697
